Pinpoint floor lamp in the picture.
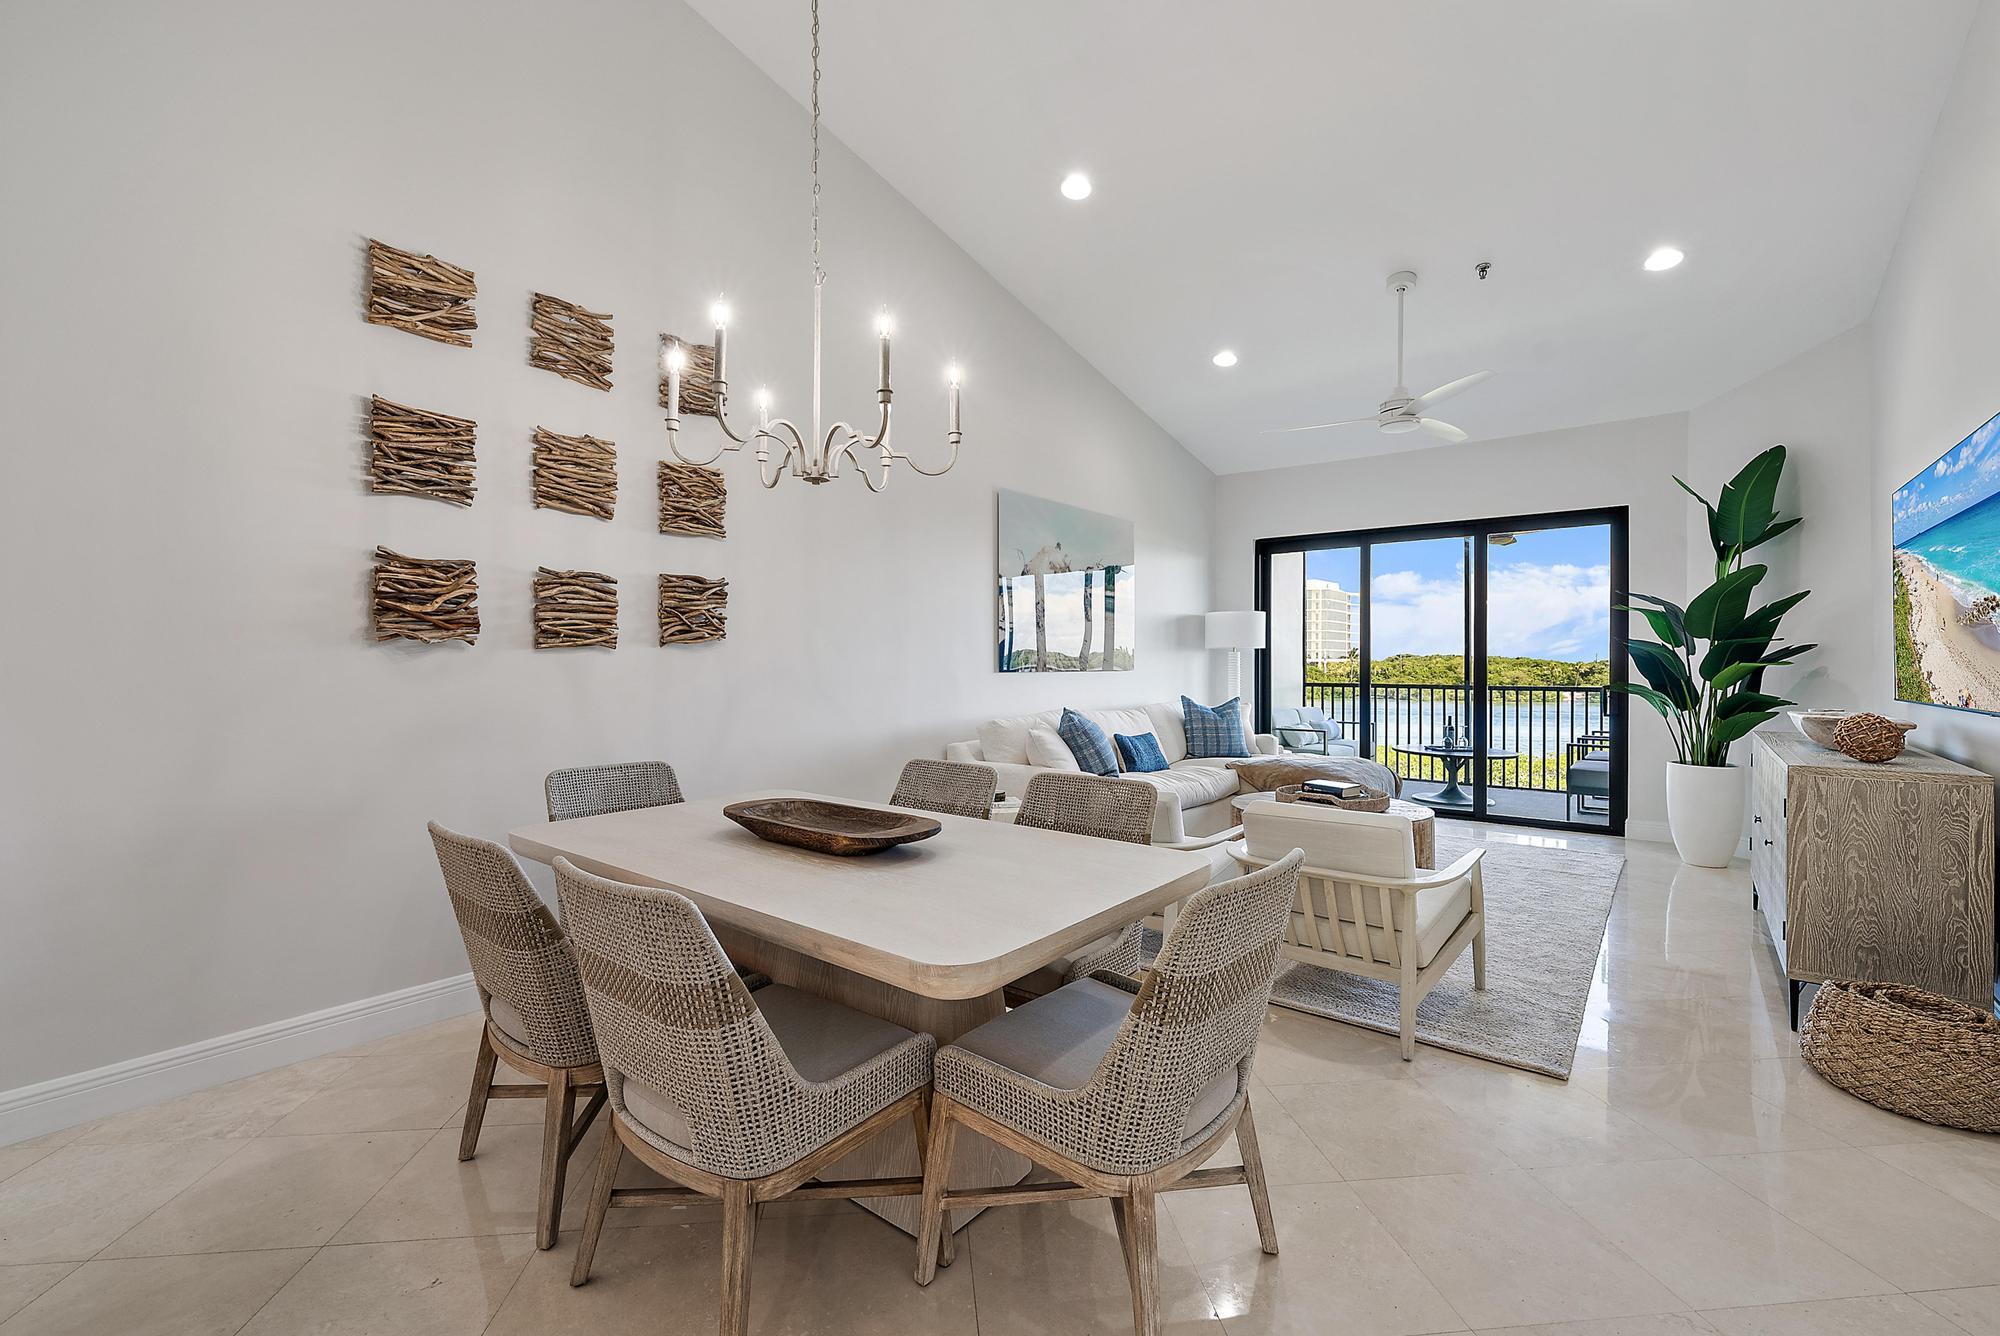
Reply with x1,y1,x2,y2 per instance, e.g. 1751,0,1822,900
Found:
1204,610,1267,704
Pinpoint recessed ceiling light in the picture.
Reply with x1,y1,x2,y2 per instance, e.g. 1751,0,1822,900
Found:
1059,172,1092,201
1211,349,1238,368
1644,245,1685,272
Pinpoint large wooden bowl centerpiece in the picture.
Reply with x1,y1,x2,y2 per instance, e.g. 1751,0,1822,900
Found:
722,798,942,856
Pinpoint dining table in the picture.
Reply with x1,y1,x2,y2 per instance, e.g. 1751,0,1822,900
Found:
508,790,1213,1236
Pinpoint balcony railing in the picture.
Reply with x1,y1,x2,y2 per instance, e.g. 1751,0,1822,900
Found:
1298,682,1608,794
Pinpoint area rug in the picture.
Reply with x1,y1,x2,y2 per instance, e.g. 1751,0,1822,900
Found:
1148,828,1622,1079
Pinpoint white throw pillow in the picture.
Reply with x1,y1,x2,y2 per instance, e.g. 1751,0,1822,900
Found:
1026,725,1083,771
976,710,1058,766
1143,702,1190,763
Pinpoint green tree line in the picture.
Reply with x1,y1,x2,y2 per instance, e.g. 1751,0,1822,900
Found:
1307,653,1610,687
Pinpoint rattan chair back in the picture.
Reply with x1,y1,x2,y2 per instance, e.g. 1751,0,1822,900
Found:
554,857,931,1179
1016,771,1155,844
890,758,998,819
946,851,1302,1175
545,761,684,821
427,822,597,1069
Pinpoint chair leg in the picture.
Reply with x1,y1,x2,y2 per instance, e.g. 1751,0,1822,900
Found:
569,1118,622,1287
720,1180,757,1336
457,1025,499,1162
1398,983,1419,1061
1234,1098,1280,1256
914,1096,959,1285
1472,929,1488,992
1124,1187,1161,1336
535,1067,578,1250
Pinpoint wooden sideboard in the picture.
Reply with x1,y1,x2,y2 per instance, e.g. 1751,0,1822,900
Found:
1749,728,1995,1027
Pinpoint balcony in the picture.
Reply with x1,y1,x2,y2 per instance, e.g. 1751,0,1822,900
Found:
1297,681,1614,828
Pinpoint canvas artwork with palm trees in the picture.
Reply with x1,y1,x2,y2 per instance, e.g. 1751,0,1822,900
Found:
997,489,1136,671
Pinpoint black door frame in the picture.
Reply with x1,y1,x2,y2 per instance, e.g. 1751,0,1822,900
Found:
1253,505,1630,837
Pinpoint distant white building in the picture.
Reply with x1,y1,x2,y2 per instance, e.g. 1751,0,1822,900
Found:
1305,579,1359,663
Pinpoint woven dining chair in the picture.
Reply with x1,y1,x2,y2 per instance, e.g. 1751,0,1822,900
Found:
427,823,606,1251
544,761,684,821
1006,771,1158,1003
889,758,998,820
557,858,935,1336
914,850,1305,1336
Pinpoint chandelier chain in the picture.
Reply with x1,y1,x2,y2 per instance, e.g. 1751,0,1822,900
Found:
810,0,822,288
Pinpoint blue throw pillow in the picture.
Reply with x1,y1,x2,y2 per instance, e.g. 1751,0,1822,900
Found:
1057,708,1120,776
1114,731,1169,773
1182,695,1251,758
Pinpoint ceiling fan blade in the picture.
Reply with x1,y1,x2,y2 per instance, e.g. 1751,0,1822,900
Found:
1418,418,1468,443
1409,370,1494,414
1263,417,1375,435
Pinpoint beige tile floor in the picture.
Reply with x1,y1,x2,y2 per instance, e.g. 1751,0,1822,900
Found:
3,828,1998,1334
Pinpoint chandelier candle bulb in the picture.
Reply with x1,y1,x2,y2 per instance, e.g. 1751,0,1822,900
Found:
878,322,891,394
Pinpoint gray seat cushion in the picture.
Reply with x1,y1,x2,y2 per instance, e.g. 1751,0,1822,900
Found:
946,978,1239,1144
620,983,918,1152
1010,929,1128,1000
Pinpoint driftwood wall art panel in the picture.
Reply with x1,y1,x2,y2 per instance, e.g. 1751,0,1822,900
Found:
533,568,618,649
659,573,727,644
365,239,476,346
369,396,477,506
529,293,614,390
531,428,616,520
372,548,479,644
658,462,726,538
659,336,720,417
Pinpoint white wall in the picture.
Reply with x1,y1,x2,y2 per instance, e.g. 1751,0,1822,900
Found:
1211,414,1689,832
0,0,1215,1092
1686,325,1876,711
1870,0,2000,773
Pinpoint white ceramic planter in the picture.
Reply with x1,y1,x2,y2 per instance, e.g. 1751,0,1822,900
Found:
1666,762,1748,867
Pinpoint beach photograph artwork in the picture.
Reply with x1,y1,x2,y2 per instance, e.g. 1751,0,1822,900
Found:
1893,407,2000,713
997,489,1136,672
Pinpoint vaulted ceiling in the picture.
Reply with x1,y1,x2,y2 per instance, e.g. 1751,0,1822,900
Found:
687,0,1975,473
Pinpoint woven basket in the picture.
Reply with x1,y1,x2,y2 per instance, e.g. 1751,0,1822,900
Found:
1274,783,1390,813
1800,980,2000,1133
1831,712,1916,763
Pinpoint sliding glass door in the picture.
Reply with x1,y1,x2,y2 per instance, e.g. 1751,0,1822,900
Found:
1255,508,1628,834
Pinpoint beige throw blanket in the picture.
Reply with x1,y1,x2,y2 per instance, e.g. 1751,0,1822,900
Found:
1228,754,1402,798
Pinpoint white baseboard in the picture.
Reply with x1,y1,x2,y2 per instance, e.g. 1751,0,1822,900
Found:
0,973,479,1147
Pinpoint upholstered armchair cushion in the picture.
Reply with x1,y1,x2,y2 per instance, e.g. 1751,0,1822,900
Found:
1244,802,1417,880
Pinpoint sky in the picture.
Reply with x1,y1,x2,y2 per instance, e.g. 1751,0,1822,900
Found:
1893,408,2000,547
1305,523,1611,661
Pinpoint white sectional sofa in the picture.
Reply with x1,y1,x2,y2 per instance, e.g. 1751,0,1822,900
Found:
944,701,1280,846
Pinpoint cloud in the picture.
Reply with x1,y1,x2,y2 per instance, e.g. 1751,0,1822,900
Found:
1367,562,1610,659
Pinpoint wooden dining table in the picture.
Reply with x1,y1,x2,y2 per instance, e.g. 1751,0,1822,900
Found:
508,791,1213,1235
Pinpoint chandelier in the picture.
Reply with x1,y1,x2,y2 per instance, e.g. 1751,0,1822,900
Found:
663,0,962,490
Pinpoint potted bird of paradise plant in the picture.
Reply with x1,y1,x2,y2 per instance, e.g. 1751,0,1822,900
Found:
1618,445,1814,866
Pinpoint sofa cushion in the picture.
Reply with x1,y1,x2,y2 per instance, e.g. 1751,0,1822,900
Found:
1133,764,1240,810
1114,732,1170,773
1079,706,1157,750
1142,703,1191,764
976,710,1060,766
1058,709,1120,776
1026,726,1082,771
1182,696,1251,758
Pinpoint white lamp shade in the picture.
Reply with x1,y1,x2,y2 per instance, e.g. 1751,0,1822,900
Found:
1204,610,1267,650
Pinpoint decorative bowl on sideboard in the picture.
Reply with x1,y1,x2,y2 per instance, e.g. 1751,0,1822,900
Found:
1789,709,1850,750
722,798,942,856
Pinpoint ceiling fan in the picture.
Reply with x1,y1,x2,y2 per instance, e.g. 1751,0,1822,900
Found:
1268,271,1493,444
